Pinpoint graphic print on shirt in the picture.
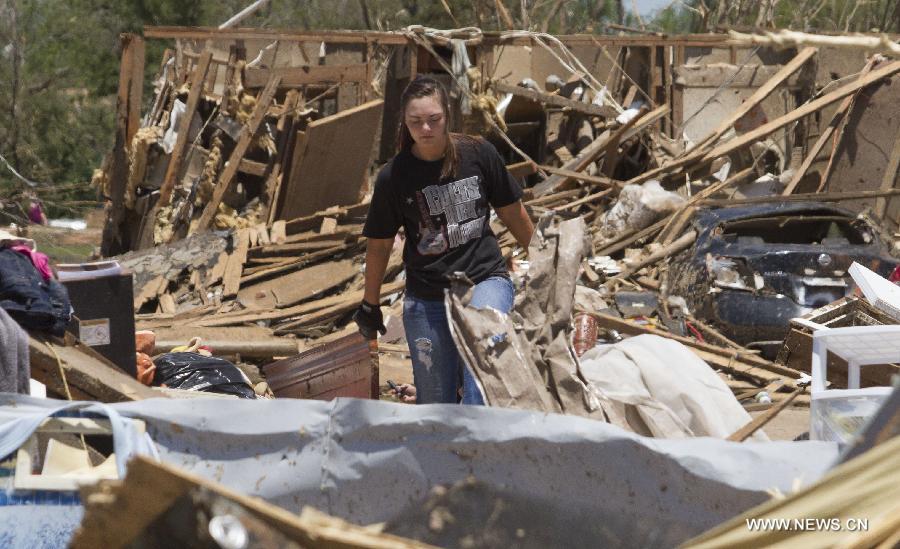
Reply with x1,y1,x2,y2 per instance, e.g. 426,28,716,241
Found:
414,189,449,256
419,175,485,252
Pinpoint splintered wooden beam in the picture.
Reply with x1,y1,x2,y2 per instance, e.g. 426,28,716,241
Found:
697,47,817,151
783,57,877,196
628,59,900,186
194,279,405,327
100,33,147,257
491,81,619,118
696,60,900,172
533,104,669,196
29,339,159,402
727,385,807,442
159,51,213,207
194,75,281,232
589,312,802,383
222,228,251,298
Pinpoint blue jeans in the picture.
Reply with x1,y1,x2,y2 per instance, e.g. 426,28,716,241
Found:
403,276,515,405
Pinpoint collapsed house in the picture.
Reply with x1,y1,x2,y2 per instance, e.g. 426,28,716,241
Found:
2,24,900,547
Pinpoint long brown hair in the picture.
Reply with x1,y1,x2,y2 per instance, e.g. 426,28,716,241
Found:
397,76,464,179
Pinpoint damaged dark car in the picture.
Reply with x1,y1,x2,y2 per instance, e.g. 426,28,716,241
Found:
666,202,898,358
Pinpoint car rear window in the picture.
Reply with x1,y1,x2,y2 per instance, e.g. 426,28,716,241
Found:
720,215,869,245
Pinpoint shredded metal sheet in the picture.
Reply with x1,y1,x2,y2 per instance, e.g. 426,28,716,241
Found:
0,394,838,547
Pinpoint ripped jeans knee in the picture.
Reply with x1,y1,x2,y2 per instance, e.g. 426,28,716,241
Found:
401,277,514,406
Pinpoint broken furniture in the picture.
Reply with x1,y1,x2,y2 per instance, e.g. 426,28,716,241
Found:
777,296,900,388
809,325,896,443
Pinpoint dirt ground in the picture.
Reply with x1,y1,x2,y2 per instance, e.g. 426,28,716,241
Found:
751,407,810,441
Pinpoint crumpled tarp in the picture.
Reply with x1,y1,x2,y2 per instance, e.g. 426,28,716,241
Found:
580,334,768,440
0,394,838,548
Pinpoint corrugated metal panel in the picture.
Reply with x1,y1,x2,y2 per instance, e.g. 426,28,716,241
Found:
263,332,377,399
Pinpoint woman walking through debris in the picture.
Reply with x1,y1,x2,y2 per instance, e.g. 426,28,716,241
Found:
354,76,534,405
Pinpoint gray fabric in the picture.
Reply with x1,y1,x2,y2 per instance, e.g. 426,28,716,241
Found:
0,307,29,394
0,398,159,477
0,394,841,548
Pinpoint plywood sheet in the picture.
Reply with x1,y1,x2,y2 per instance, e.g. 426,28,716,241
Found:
237,259,357,309
277,100,383,221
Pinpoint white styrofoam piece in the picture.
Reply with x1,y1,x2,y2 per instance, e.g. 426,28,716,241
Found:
848,262,900,320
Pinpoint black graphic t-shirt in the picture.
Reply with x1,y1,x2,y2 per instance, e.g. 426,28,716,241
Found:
363,139,523,300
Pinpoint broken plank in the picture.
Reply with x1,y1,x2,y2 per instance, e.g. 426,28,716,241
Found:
158,293,177,314
537,165,620,188
239,244,352,285
270,220,287,244
250,239,349,257
222,228,251,298
524,188,582,207
283,202,369,235
555,188,614,211
152,326,300,358
237,259,357,310
195,75,281,232
206,250,230,287
590,312,803,382
595,218,666,257
492,81,618,118
160,52,213,207
533,105,669,196
728,386,807,441
629,59,900,186
238,158,268,177
604,230,696,286
29,338,159,402
195,279,405,327
697,47,817,151
243,63,368,88
784,57,878,195
506,160,538,179
276,100,384,220
133,274,167,311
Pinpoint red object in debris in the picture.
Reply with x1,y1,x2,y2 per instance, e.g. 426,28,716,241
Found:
572,313,599,357
685,321,705,343
889,265,900,284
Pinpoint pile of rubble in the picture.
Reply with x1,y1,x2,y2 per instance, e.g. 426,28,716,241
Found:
3,25,900,548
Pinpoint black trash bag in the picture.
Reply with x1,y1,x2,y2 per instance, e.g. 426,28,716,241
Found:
0,248,71,336
153,352,257,399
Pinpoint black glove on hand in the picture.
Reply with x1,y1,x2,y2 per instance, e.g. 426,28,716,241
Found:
353,300,386,340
